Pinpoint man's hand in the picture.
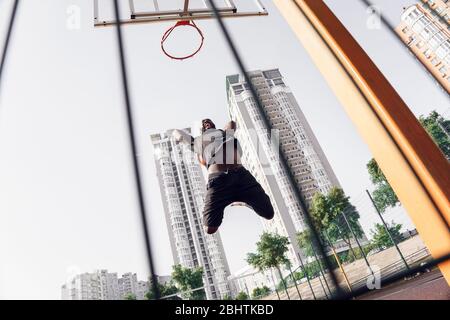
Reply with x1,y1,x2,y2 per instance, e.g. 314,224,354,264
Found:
224,121,236,131
198,154,207,167
171,129,193,145
171,129,184,143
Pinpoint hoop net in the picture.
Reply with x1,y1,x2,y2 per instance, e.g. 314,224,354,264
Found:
161,20,204,60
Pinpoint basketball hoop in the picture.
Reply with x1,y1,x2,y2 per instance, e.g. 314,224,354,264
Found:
161,20,204,60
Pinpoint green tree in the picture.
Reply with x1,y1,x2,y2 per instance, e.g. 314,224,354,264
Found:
252,286,271,299
145,281,179,300
326,188,363,257
235,291,249,300
370,221,403,250
309,190,351,289
297,229,340,278
161,281,178,299
124,293,137,300
367,159,400,213
171,264,206,300
246,232,291,299
145,282,162,300
367,110,449,212
301,260,323,279
222,294,232,300
419,110,450,159
293,271,305,281
310,188,364,259
296,229,315,258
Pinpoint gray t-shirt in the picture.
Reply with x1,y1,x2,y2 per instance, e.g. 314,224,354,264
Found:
193,128,241,168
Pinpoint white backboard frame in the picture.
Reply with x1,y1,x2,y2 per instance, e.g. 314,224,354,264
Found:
93,0,268,27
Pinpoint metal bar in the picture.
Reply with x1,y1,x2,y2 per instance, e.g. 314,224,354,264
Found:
325,232,353,293
112,0,160,299
94,11,268,27
244,282,252,300
276,267,291,300
340,210,375,277
128,0,135,15
270,269,281,300
153,0,159,12
0,0,20,96
272,0,450,286
202,0,210,9
366,190,410,270
224,0,237,12
133,7,236,18
309,244,331,298
183,0,190,14
296,252,317,300
287,264,302,300
93,0,99,24
255,0,267,12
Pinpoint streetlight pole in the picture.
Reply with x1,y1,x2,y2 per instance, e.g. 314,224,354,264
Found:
366,190,409,270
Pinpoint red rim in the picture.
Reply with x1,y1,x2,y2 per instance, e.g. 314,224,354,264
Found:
161,20,204,60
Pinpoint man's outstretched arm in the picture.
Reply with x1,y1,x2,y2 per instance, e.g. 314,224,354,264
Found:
171,129,206,167
170,129,196,154
198,154,207,167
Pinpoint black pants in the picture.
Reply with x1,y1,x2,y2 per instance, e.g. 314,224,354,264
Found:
203,166,275,228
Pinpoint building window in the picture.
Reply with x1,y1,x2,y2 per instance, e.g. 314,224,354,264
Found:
430,32,446,50
431,57,440,65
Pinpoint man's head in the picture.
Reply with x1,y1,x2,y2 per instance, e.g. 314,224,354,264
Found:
201,119,216,132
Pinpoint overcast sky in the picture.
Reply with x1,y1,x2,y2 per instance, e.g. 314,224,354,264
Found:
0,0,448,299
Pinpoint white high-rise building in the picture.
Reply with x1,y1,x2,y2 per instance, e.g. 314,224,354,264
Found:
61,270,148,300
151,129,232,300
65,270,117,300
118,272,138,299
61,284,70,300
228,265,278,298
98,270,121,300
396,0,450,93
226,69,366,265
136,281,150,300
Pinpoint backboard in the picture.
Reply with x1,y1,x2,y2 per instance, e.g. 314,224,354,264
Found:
93,0,268,27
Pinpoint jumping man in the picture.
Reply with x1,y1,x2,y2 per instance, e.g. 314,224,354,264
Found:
172,119,274,235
